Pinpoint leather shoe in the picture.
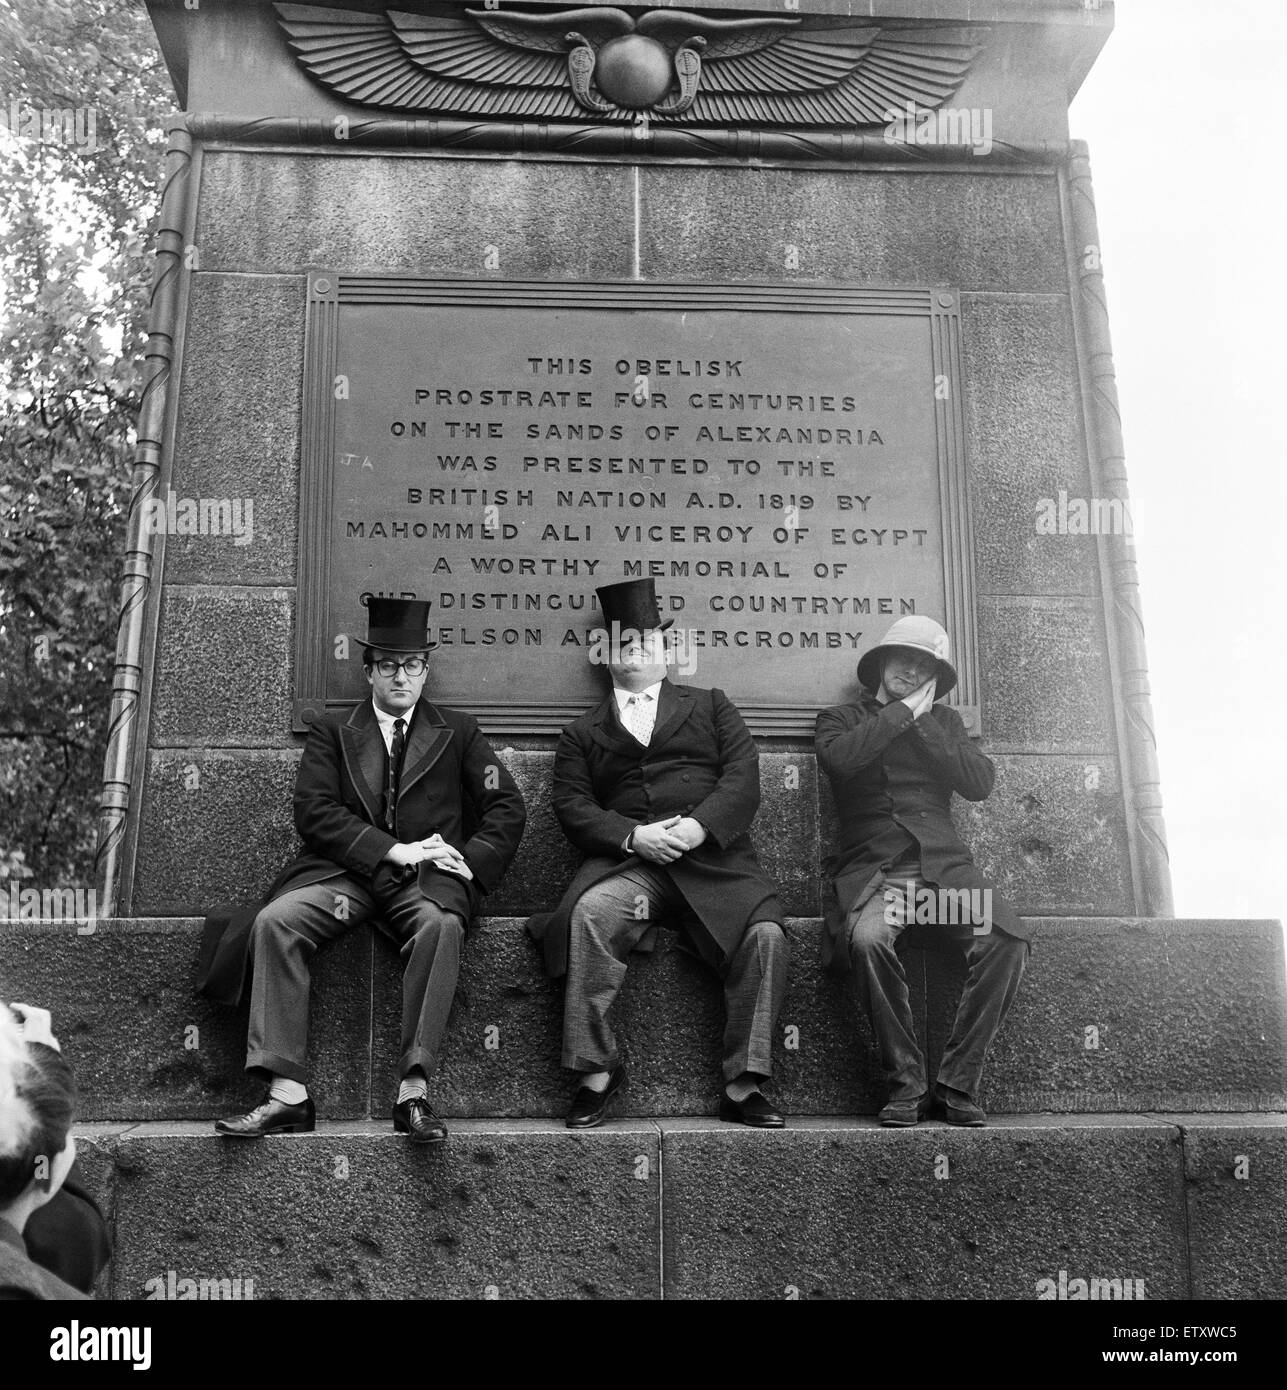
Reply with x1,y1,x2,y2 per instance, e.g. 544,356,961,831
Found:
565,1065,627,1129
393,1096,448,1144
215,1094,315,1138
935,1083,987,1127
718,1090,785,1128
878,1094,932,1128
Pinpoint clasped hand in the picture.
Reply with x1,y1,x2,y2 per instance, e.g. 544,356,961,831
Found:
901,677,937,720
385,833,473,880
631,815,707,865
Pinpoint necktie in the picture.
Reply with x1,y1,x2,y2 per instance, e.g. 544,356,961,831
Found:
385,717,406,831
625,694,654,746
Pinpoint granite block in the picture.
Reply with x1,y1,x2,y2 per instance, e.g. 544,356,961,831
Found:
151,586,294,748
132,751,302,914
771,918,905,1118
660,1115,1187,1299
753,751,820,916
820,751,1132,917
67,1126,125,1209
954,754,1131,914
0,919,369,1121
133,745,1128,919
481,746,577,917
375,914,566,1118
927,919,1287,1114
977,595,1114,751
639,167,1066,293
8,918,1283,1124
104,1120,661,1300
1170,1114,1287,1300
196,152,636,280
960,293,1100,597
168,273,305,585
370,919,912,1119
66,1125,130,1300
68,1117,1287,1302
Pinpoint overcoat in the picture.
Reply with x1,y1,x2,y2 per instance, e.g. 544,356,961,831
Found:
526,681,782,978
23,1164,111,1295
0,1218,89,1301
196,697,526,1006
814,691,1027,973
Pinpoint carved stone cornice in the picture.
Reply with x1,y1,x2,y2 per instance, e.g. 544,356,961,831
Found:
186,112,1065,164
274,4,990,130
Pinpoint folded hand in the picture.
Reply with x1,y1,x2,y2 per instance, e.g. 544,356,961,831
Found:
632,816,689,865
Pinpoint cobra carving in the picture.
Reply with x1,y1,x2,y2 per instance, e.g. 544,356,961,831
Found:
274,5,988,127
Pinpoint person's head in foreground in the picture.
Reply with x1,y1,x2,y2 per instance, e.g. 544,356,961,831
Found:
0,1005,77,1236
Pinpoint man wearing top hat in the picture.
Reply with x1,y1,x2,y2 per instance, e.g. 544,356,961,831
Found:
207,597,526,1142
526,578,790,1128
814,615,1028,1127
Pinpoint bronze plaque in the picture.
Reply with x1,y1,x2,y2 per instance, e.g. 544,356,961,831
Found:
297,277,979,736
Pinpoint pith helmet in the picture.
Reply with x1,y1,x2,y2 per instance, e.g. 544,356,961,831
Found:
856,615,957,700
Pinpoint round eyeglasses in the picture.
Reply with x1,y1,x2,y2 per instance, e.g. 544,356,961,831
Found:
373,656,428,678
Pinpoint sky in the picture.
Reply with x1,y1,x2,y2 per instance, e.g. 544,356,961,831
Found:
1069,0,1287,927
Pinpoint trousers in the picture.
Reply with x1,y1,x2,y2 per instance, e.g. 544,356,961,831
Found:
246,872,464,1085
562,862,789,1082
849,865,1027,1102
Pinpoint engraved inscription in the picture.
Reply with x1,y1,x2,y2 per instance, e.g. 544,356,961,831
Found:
297,282,979,734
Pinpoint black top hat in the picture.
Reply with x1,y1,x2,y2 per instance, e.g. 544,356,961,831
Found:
595,578,674,634
351,597,437,653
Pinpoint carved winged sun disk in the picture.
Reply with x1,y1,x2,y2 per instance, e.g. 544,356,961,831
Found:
274,5,987,128
278,4,584,117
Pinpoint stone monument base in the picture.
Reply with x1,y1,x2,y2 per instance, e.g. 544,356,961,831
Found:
5,912,1284,1298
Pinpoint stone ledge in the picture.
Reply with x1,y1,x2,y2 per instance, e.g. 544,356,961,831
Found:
68,1115,1287,1300
78,1119,661,1301
1160,1112,1287,1301
3,916,1282,1123
660,1113,1188,1299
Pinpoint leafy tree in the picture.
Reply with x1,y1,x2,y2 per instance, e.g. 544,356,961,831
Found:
0,0,173,888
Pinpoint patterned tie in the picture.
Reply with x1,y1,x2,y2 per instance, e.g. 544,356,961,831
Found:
385,717,406,831
625,693,655,746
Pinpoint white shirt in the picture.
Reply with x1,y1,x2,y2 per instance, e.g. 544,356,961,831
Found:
373,701,414,756
613,681,663,745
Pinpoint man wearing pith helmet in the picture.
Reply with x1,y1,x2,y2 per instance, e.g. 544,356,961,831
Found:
814,615,1028,1127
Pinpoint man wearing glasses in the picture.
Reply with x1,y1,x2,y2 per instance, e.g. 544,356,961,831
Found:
207,597,526,1142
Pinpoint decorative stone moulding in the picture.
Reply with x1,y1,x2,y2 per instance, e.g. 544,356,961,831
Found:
274,4,988,128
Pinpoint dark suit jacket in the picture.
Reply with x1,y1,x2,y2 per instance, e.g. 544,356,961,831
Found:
23,1163,111,1295
0,1217,89,1301
526,681,782,978
197,697,526,1006
815,691,1026,971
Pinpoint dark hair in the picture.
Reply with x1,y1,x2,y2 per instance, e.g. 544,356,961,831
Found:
0,1043,77,1203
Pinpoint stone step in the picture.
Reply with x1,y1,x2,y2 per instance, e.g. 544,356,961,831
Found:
69,1114,1287,1300
2,917,1283,1122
